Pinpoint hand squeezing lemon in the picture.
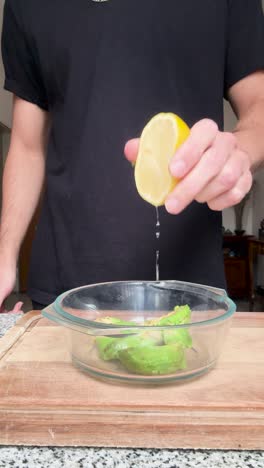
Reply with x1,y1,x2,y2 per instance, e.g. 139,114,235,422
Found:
134,113,190,206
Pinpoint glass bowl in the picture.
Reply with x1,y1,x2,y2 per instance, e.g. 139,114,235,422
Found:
42,280,236,385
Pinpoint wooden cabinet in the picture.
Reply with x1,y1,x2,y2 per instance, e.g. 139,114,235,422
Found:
223,235,253,299
224,258,248,297
248,239,264,304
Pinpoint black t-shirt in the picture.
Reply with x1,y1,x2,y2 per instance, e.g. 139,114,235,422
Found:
2,0,264,304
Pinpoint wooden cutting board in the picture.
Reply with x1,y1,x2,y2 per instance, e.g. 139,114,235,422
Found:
0,311,264,449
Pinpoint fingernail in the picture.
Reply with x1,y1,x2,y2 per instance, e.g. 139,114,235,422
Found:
165,198,180,214
170,160,186,178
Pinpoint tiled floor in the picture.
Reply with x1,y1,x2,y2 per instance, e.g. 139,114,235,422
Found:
3,291,264,313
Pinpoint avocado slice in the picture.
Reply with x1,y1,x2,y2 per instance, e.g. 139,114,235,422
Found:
96,331,161,361
95,306,192,371
145,305,192,348
95,336,117,360
163,328,192,348
95,316,136,326
146,305,191,326
118,342,186,375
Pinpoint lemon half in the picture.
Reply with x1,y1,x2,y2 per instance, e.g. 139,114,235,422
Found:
135,113,190,206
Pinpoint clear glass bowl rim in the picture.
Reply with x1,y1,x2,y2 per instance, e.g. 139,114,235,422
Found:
43,280,237,331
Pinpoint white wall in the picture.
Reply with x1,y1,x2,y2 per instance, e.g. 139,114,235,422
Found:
0,0,12,128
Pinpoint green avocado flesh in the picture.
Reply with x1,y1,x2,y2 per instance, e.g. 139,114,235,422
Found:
94,306,192,375
96,332,161,361
95,316,136,326
118,343,186,375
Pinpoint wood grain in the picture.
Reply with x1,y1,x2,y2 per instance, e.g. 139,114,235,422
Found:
0,311,264,449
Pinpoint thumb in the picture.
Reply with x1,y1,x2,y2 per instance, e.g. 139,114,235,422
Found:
124,139,140,163
11,302,24,314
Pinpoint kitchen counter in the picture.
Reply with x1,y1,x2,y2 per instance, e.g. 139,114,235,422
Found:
0,312,23,338
1,313,264,468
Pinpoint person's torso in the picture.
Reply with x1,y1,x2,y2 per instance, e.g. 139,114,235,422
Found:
25,0,228,300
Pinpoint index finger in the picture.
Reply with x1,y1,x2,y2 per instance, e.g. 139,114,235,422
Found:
170,119,219,178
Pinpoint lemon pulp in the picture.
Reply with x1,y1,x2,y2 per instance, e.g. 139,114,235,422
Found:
135,113,190,206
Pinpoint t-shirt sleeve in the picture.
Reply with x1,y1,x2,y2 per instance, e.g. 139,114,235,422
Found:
1,0,49,111
224,0,264,97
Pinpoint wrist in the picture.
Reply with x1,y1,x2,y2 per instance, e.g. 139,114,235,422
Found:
233,129,262,173
0,240,19,266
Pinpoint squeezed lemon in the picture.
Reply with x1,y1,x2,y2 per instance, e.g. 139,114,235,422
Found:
135,113,190,206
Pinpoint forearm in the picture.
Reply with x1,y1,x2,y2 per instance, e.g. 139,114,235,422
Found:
0,148,45,263
233,98,264,172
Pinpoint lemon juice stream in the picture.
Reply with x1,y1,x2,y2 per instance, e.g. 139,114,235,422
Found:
155,207,160,281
